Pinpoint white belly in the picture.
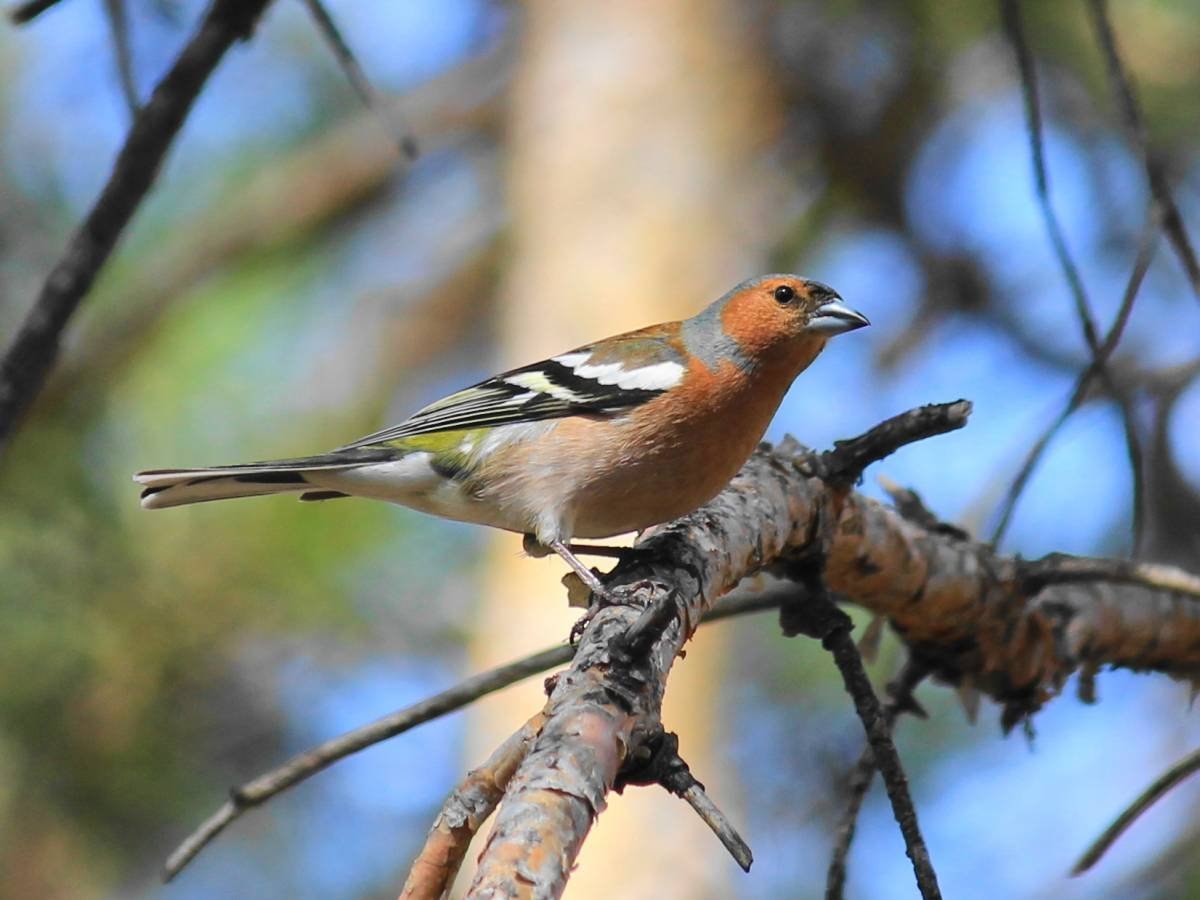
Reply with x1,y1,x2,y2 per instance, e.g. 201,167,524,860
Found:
306,454,537,535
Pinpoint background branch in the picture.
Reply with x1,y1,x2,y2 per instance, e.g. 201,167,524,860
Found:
0,0,275,458
1073,746,1200,875
101,0,138,118
1084,0,1200,295
989,216,1156,546
998,0,1153,550
6,0,64,24
300,0,417,159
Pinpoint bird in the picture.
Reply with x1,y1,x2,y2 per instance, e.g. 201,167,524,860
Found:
134,274,868,600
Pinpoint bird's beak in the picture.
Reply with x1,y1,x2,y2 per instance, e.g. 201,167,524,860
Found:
807,297,870,336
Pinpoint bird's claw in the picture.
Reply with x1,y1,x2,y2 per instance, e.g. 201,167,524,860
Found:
569,586,619,645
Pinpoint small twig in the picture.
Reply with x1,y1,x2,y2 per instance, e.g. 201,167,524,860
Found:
1073,746,1200,875
163,588,785,881
809,400,972,487
400,713,546,900
824,623,940,899
615,730,753,872
1018,553,1200,601
680,783,754,872
7,0,64,24
1084,0,1200,296
162,645,569,882
102,0,140,118
826,658,930,900
299,0,417,160
0,0,275,458
780,584,941,899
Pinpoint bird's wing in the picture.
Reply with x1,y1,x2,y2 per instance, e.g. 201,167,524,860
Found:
340,327,688,449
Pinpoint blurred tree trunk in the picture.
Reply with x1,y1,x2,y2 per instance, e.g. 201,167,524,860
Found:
463,1,780,895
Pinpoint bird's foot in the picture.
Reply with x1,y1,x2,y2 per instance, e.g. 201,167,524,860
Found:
543,537,621,645
569,588,618,646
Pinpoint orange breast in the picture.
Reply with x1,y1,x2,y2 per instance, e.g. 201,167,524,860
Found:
478,355,805,540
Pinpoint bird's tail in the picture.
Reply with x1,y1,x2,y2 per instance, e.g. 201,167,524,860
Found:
134,449,397,509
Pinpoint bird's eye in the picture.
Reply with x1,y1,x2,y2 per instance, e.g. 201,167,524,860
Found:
773,285,795,304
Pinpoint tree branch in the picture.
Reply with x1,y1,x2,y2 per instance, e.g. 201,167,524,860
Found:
0,0,275,458
1000,0,1102,350
810,400,972,487
400,713,546,900
1018,553,1200,600
466,403,1200,894
990,215,1156,546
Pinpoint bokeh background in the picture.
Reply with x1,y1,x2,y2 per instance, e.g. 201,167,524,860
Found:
2,1,1199,897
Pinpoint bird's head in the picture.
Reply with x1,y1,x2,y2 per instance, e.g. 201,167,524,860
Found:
702,274,869,368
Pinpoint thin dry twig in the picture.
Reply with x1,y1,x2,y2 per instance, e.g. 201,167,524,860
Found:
1084,0,1200,296
1073,746,1200,875
300,0,417,159
0,0,275,459
680,782,754,872
615,729,754,872
826,658,930,900
825,630,938,899
813,400,972,487
102,0,140,118
400,714,546,900
591,588,756,872
782,589,940,900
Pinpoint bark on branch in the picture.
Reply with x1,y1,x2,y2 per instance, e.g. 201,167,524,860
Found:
467,403,1200,896
401,714,546,900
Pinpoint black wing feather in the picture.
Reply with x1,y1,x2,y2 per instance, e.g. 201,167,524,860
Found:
340,355,671,449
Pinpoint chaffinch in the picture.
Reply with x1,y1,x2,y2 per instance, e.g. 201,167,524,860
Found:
135,275,867,597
